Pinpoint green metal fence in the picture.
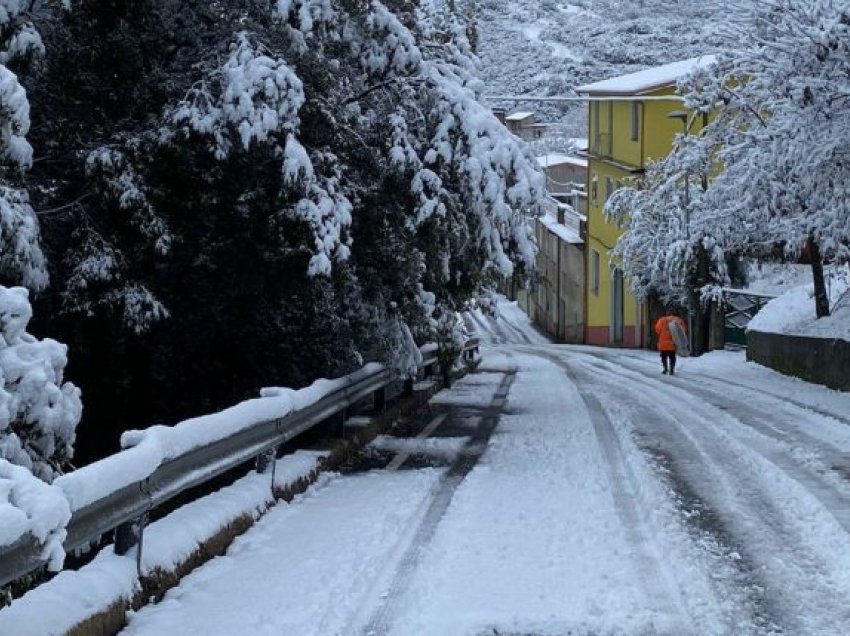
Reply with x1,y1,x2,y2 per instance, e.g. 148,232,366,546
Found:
723,289,775,347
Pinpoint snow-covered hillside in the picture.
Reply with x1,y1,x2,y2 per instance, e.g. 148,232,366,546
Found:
477,0,736,130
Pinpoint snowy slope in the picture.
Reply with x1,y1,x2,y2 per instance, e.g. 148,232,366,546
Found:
478,0,738,130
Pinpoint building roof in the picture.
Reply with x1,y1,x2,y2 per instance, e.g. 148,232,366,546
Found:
539,211,583,244
505,111,535,121
576,55,716,96
569,137,588,151
537,154,588,169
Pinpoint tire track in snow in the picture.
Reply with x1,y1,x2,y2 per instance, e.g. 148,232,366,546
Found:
497,310,552,346
554,352,800,633
358,364,516,636
576,351,850,531
637,441,785,635
584,347,850,428
488,313,533,345
558,349,850,634
527,349,692,633
467,310,507,345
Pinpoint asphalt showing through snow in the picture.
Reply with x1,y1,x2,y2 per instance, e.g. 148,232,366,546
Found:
361,364,516,635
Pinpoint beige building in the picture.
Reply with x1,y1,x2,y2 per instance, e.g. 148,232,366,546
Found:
498,110,587,342
529,196,585,342
514,194,586,343
505,112,549,140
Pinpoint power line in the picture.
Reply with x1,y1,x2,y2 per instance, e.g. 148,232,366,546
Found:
486,94,686,103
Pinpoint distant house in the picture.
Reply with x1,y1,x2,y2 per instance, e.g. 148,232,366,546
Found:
505,111,548,140
525,197,586,342
536,154,588,214
577,55,715,348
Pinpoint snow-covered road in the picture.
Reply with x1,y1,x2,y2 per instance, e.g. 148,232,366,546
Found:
121,301,850,636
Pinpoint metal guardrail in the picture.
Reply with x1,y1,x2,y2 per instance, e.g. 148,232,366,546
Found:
0,339,480,589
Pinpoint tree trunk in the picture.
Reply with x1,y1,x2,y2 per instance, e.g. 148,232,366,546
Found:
808,236,830,318
690,240,713,356
708,299,726,351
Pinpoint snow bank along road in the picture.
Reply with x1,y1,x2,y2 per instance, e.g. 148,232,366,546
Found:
120,302,850,636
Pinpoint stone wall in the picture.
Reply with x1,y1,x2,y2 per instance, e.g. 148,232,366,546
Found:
746,330,850,392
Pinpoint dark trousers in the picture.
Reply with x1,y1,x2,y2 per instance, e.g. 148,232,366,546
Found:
661,350,676,372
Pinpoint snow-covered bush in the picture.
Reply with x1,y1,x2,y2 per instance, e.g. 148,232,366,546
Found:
386,317,423,379
435,310,465,385
0,286,82,482
0,459,70,569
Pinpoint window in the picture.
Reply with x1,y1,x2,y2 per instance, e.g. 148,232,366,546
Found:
605,176,614,202
630,102,640,141
591,174,598,202
591,250,600,295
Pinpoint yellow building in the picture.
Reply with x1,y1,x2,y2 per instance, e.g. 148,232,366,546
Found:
577,56,715,347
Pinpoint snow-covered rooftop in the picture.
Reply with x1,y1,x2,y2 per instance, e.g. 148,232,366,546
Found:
505,111,535,121
576,55,717,95
569,137,589,151
537,154,588,169
539,212,582,244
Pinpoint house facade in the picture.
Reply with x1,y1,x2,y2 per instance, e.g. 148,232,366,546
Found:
524,196,585,342
577,56,714,347
509,141,587,342
505,112,549,140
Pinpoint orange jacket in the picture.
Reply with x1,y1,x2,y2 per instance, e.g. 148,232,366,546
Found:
655,315,686,352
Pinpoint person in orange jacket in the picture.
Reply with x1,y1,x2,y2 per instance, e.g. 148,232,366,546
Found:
654,313,687,375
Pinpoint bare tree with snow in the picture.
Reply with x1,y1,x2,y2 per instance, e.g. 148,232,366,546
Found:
611,0,850,328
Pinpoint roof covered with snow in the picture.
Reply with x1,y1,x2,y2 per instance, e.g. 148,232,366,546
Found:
539,212,582,244
537,154,588,169
505,111,535,121
569,138,589,151
576,55,717,96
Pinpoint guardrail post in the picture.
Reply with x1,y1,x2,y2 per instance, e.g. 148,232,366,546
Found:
115,513,147,575
373,386,386,412
256,448,275,474
327,408,345,437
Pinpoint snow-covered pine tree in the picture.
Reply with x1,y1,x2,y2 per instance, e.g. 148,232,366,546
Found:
16,0,543,457
0,0,55,291
0,286,81,482
351,0,543,308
